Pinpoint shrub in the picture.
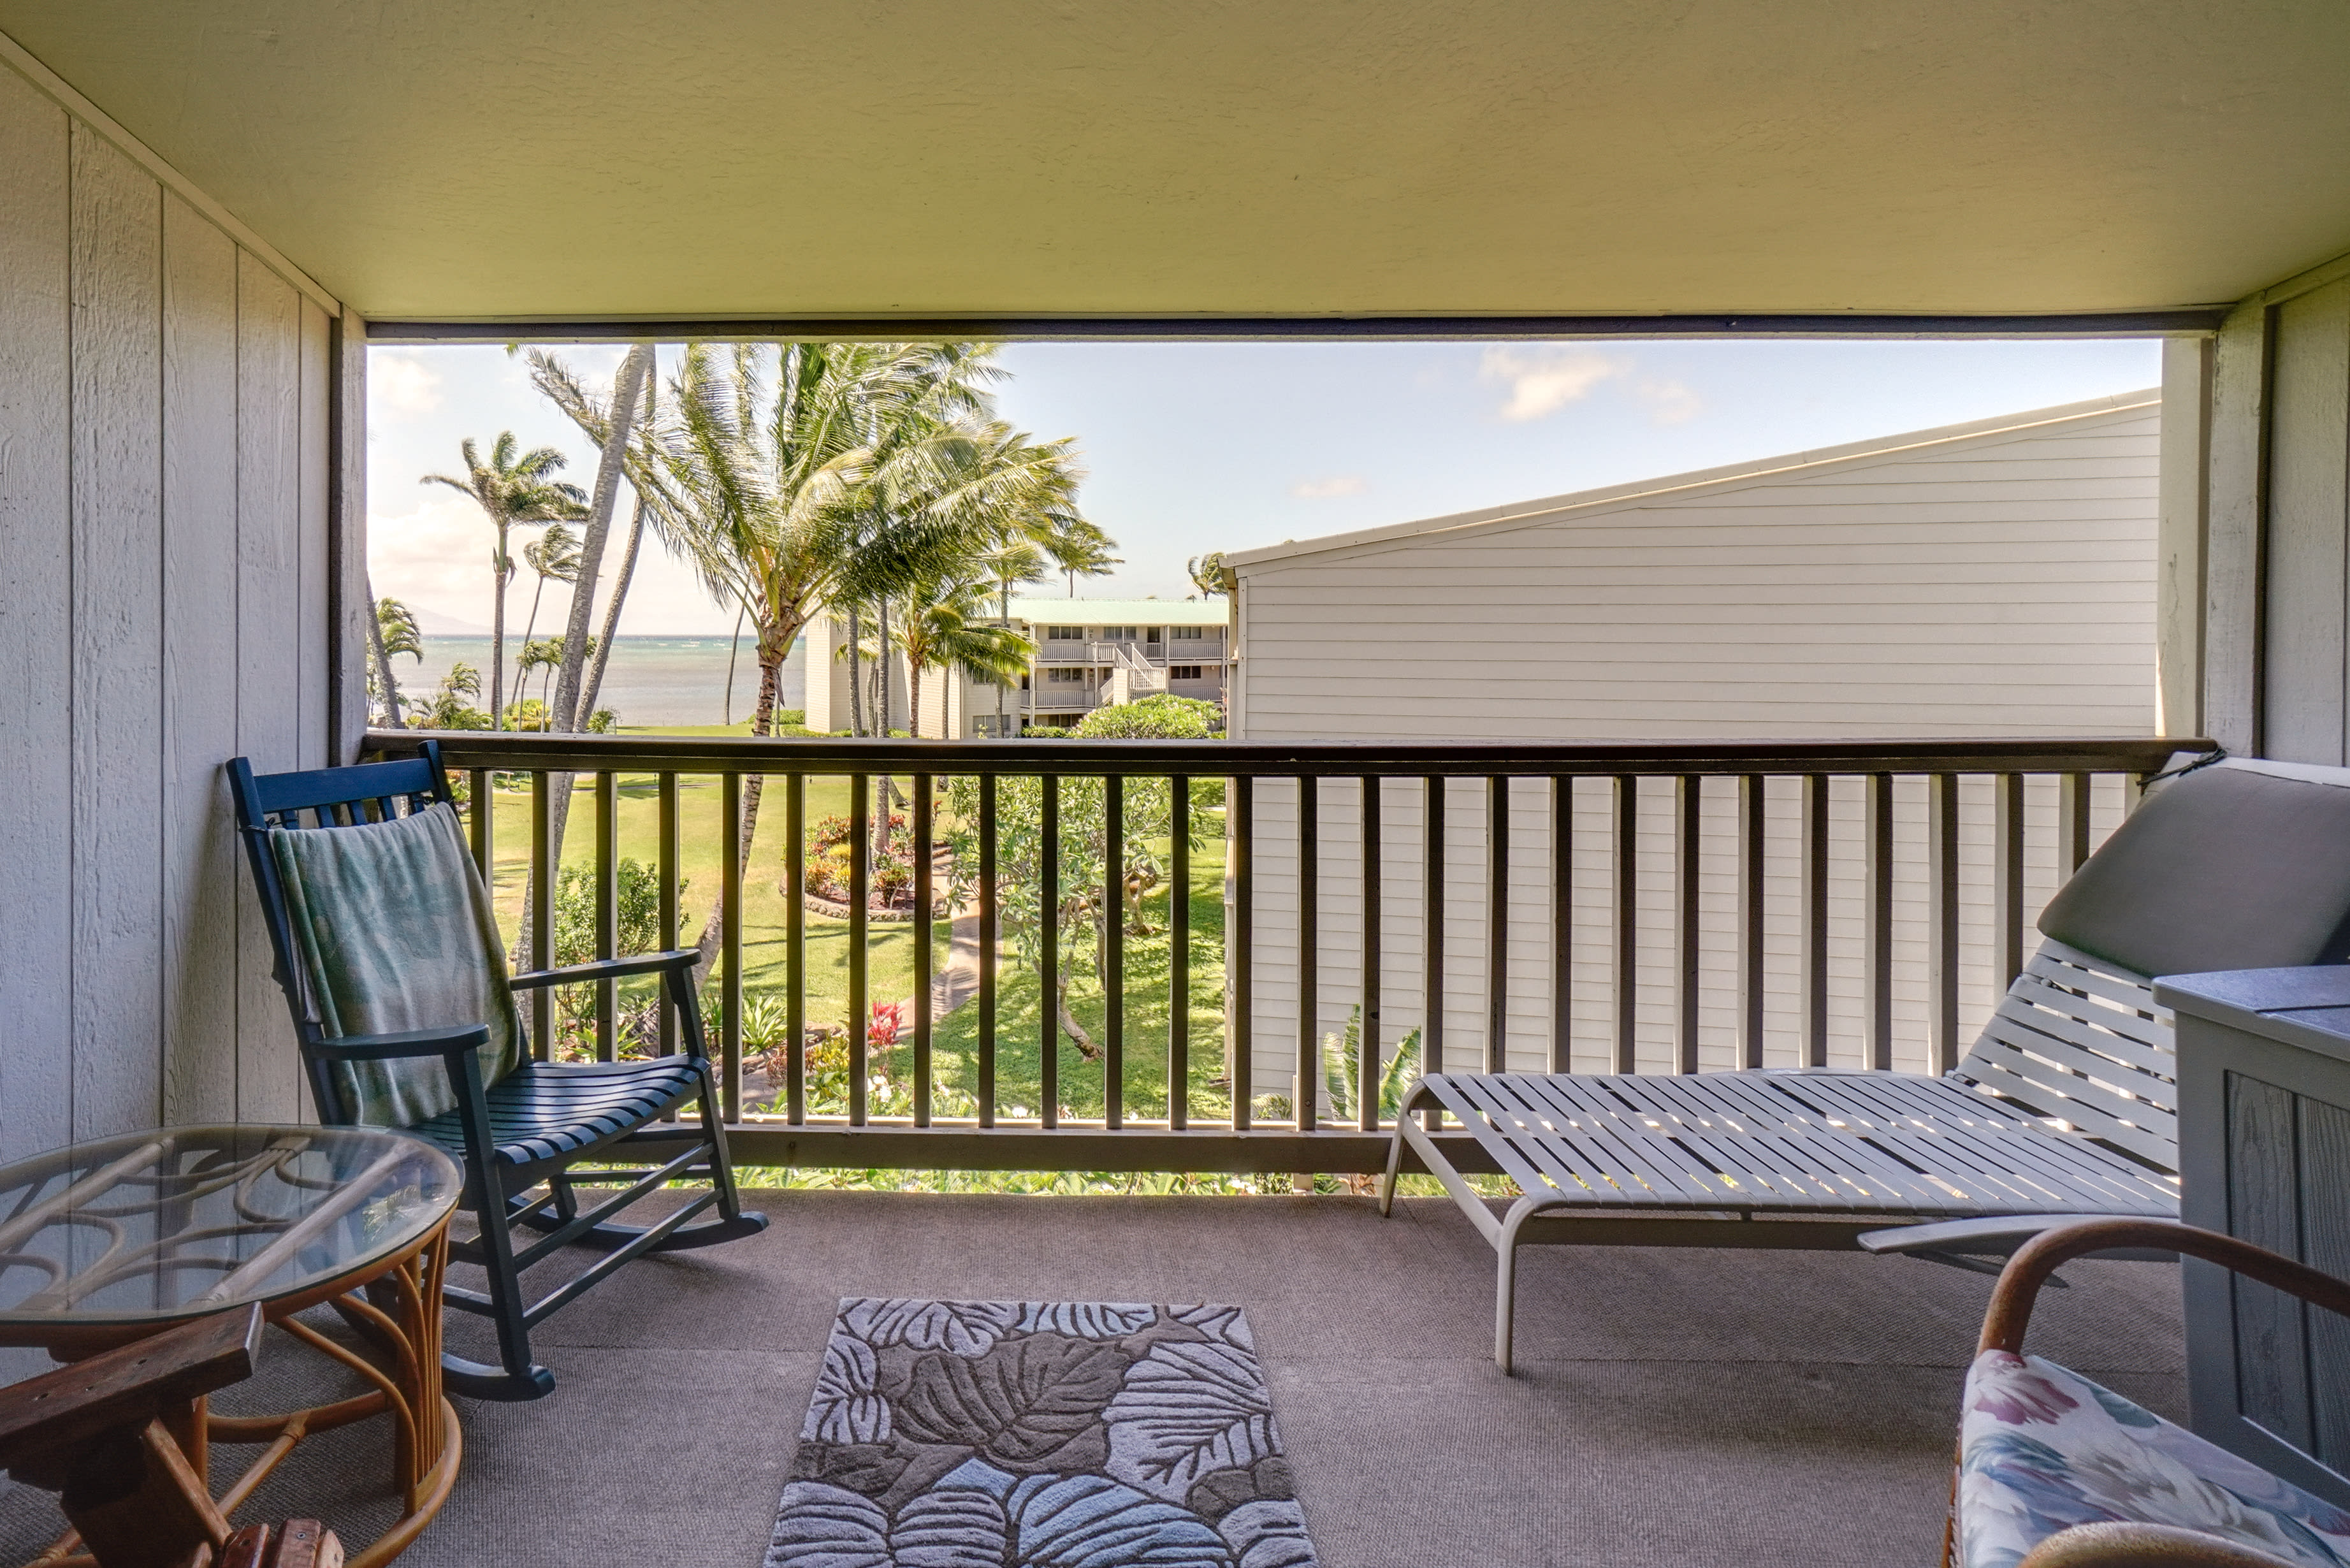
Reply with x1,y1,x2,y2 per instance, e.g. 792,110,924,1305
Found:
1071,694,1221,740
546,857,685,1060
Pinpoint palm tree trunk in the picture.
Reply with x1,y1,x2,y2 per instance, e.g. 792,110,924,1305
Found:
366,588,405,729
996,574,1011,739
579,490,646,724
530,344,655,970
490,526,510,729
874,600,894,859
848,608,865,737
551,342,653,737
878,599,893,737
693,627,787,984
516,575,548,699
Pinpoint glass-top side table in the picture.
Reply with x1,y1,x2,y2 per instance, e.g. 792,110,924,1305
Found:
0,1126,463,1568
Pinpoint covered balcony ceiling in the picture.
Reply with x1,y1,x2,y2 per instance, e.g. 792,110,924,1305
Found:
2,1,2347,325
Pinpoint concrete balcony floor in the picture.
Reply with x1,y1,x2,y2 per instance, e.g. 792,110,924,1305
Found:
0,1190,2184,1567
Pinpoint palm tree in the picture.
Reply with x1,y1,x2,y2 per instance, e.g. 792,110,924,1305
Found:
1048,519,1121,595
421,433,589,728
1187,551,1228,599
897,570,1036,737
644,340,1079,971
974,538,1050,735
514,521,582,704
414,661,488,730
526,347,662,730
370,593,423,726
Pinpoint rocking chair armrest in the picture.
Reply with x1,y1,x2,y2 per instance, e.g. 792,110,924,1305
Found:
509,950,700,990
1981,1219,2350,1355
308,1024,492,1062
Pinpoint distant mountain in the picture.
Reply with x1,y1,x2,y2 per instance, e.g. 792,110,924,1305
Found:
409,604,493,637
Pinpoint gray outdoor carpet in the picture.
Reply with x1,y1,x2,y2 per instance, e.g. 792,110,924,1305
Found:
768,1298,1317,1567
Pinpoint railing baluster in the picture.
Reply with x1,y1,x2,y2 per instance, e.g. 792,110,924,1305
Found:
1613,775,1637,1074
1421,776,1444,1129
1736,774,1764,1069
721,769,743,1122
1994,771,2026,991
1105,773,1124,1131
658,771,678,1058
468,768,492,880
1486,775,1508,1075
978,773,997,1129
1040,774,1061,1128
913,771,934,1129
1864,772,1893,1071
1801,774,1829,1069
785,772,805,1125
1551,776,1572,1074
1170,775,1189,1131
1360,776,1381,1130
530,769,551,1062
1233,774,1253,1131
595,769,618,1063
2059,771,2091,878
1296,774,1318,1131
1674,775,1701,1073
1927,772,1959,1075
849,772,870,1126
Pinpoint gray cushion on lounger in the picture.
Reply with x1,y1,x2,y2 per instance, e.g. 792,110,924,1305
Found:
2039,759,2350,979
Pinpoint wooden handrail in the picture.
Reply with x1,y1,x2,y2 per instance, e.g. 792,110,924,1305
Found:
373,729,2202,780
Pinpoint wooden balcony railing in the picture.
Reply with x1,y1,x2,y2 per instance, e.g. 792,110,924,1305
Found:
364,730,2203,1175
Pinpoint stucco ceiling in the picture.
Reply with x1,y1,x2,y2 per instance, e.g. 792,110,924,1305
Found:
4,1,2348,323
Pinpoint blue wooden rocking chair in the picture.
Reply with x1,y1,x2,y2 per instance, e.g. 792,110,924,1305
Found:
229,741,766,1401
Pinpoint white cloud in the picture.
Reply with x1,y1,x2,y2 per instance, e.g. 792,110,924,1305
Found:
370,353,444,417
368,492,506,628
1291,474,1367,498
1480,345,1626,421
1636,376,1703,425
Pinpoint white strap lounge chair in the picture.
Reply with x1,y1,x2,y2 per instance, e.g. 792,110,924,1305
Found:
1382,758,2350,1371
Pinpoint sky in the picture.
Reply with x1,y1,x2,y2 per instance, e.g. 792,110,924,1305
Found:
366,337,2163,636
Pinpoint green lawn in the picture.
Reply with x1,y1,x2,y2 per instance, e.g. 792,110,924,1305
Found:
481,734,1233,1122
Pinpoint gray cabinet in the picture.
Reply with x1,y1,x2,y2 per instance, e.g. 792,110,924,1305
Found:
2159,966,2350,1508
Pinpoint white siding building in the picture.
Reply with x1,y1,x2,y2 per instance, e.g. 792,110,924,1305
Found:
804,597,1232,736
1220,393,2166,1110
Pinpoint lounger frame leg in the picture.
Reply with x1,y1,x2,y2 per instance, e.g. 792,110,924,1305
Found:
1379,1128,1407,1217
1495,1198,1545,1374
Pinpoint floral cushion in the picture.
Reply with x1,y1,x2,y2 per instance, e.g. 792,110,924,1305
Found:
1959,1350,2350,1568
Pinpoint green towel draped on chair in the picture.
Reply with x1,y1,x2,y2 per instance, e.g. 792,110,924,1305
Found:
270,801,526,1128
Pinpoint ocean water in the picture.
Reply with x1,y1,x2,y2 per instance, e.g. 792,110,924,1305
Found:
391,635,806,728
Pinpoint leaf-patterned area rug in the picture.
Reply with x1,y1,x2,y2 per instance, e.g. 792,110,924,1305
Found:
767,1298,1320,1567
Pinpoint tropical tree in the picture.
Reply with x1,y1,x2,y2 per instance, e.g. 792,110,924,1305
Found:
421,433,588,727
643,340,1089,973
368,595,422,726
513,521,581,703
896,570,1034,737
515,637,563,722
943,696,1216,1061
412,661,490,730
974,537,1051,735
1048,519,1121,595
525,345,658,732
1187,551,1228,599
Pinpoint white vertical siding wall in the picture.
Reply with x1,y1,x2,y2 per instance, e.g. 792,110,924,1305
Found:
0,59,338,1156
1229,399,2158,1100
